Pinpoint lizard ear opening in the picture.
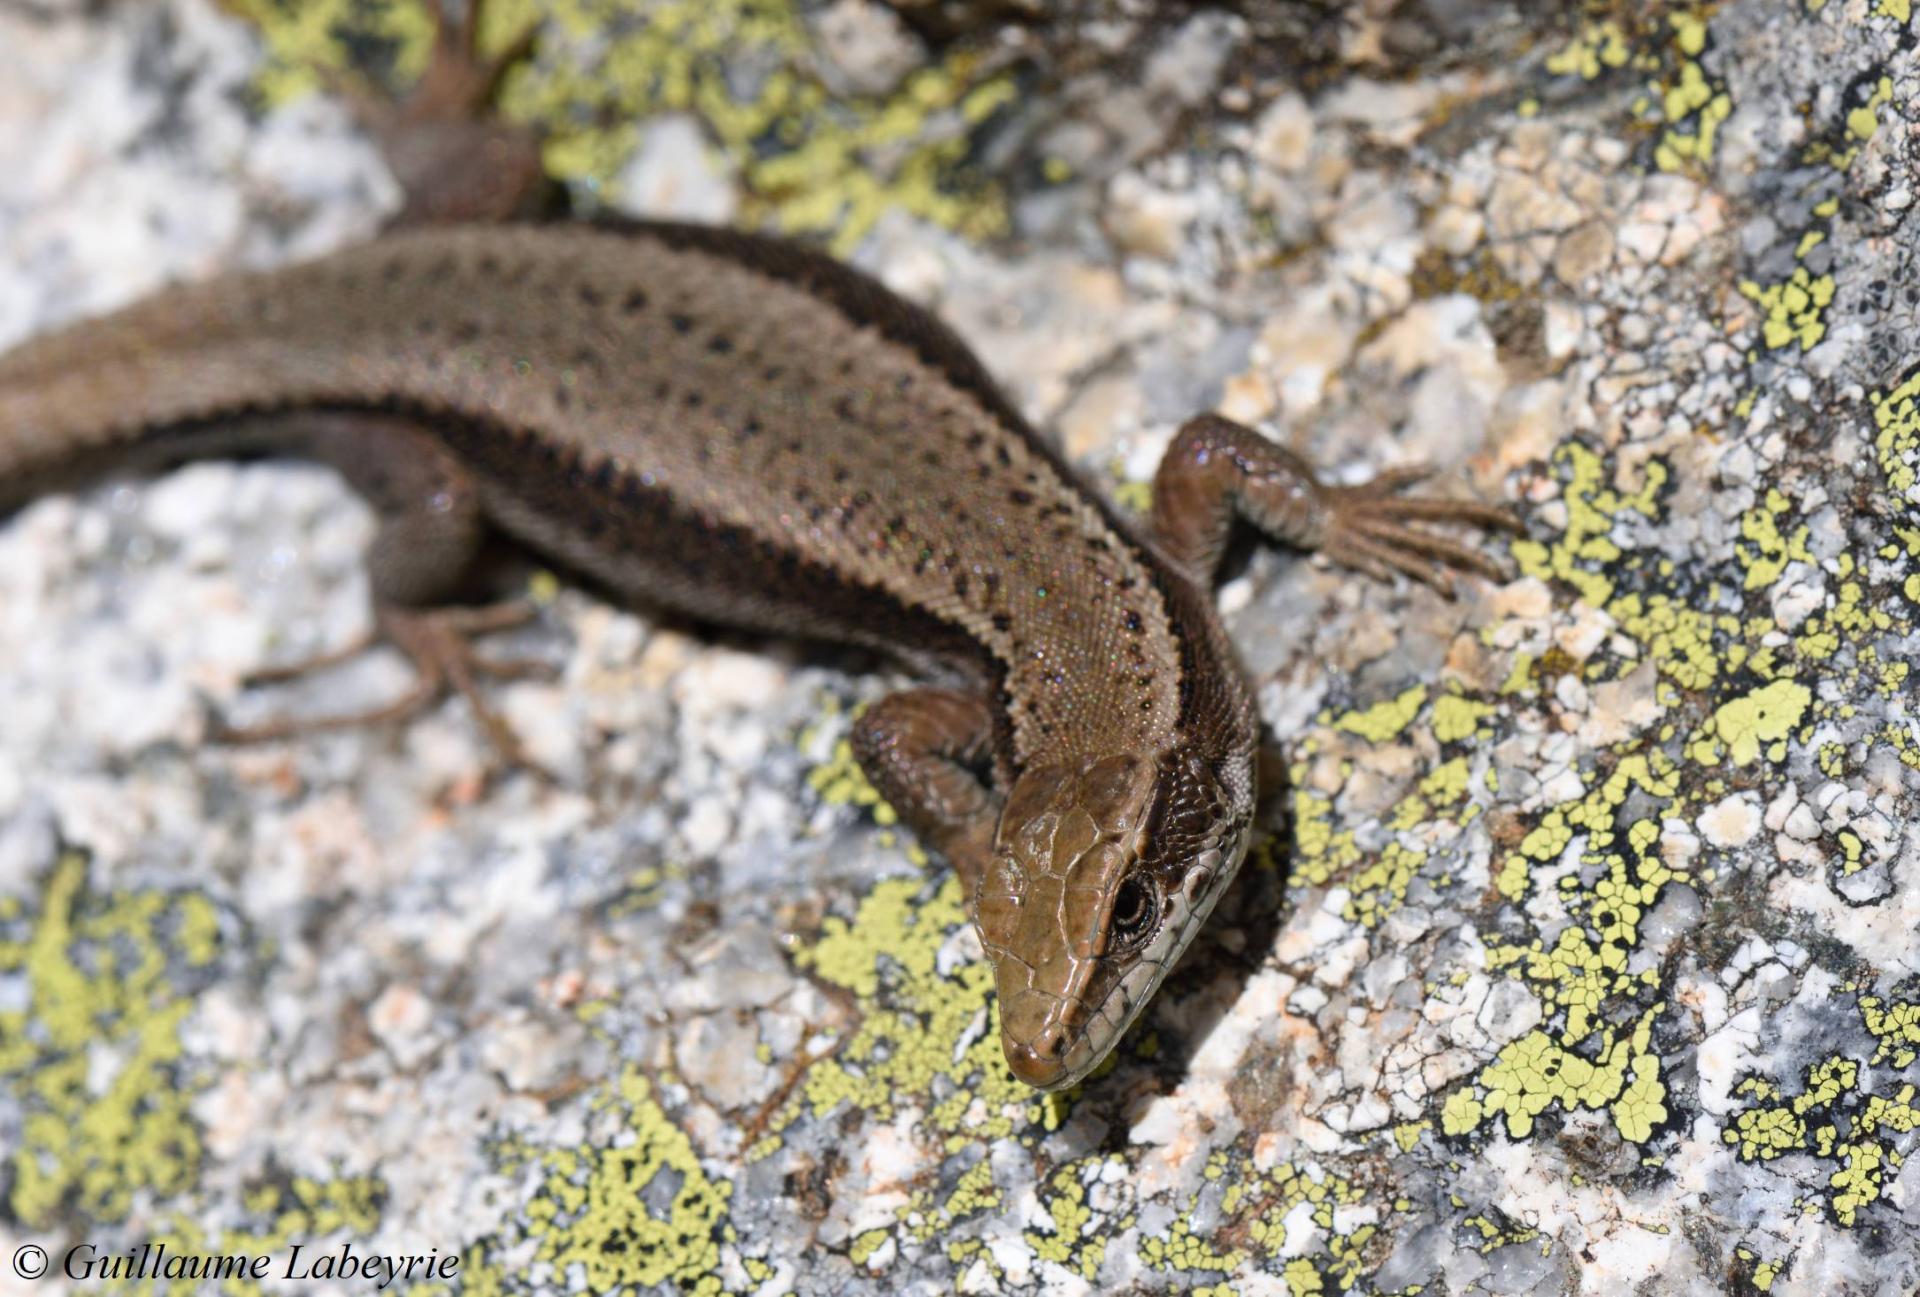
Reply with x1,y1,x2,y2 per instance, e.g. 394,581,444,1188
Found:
1142,749,1232,866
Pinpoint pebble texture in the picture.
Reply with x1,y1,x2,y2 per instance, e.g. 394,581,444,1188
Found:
1,2,1918,1294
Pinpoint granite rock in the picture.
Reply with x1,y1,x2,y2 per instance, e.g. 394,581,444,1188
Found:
2,2,1918,1295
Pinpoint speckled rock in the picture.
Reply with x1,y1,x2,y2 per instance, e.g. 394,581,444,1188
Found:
3,2,1920,1296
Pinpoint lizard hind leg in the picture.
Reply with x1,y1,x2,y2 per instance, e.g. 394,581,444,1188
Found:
216,601,551,767
210,412,554,768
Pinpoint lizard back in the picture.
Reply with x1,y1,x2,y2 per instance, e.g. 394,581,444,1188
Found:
0,222,1253,775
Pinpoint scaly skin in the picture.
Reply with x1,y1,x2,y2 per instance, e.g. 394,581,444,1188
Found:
0,7,1520,1091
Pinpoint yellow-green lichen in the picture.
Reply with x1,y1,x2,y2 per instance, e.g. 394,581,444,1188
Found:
1461,1210,1542,1255
1,852,223,1227
1861,995,1920,1068
1129,1151,1373,1286
1025,1160,1109,1280
1740,268,1836,351
1652,12,1732,173
235,0,1014,254
1544,20,1631,80
1289,737,1489,926
100,1175,390,1297
1333,685,1429,743
224,0,445,105
1456,761,1684,1143
1874,365,1920,507
1838,76,1896,167
1509,443,1666,608
1723,1029,1920,1228
806,709,898,828
1449,1008,1666,1141
1736,489,1813,591
1688,679,1812,767
781,872,1068,1155
511,1066,737,1292
1432,694,1496,743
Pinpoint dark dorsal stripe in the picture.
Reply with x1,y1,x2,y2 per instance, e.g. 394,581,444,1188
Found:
590,218,1235,750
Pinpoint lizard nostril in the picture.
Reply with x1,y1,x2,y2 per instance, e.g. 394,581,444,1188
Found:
1003,1018,1075,1088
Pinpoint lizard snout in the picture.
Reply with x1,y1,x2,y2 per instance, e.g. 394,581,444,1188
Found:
999,989,1081,1089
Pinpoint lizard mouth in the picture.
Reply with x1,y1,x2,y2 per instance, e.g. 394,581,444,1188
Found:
998,979,1145,1091
999,987,1096,1090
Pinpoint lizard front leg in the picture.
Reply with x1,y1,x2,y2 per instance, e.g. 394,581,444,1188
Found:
1151,412,1523,594
850,688,1002,899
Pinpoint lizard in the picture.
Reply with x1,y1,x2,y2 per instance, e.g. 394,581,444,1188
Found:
0,5,1520,1092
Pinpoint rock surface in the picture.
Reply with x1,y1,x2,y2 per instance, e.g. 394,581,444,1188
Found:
1,2,1917,1294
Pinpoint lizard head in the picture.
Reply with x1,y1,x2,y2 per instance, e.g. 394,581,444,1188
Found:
975,746,1252,1090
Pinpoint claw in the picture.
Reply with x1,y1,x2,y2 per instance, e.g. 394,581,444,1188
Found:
241,630,379,686
213,601,552,770
1321,470,1521,597
1321,535,1399,588
1350,494,1526,533
1353,463,1436,496
1349,514,1509,581
1338,529,1456,598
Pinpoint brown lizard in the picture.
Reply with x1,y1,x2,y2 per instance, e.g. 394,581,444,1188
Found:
0,6,1519,1091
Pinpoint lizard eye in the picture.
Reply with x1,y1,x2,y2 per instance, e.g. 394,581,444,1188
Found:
1108,877,1157,951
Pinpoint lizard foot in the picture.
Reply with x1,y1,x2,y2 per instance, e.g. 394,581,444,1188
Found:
1318,466,1526,599
398,0,541,128
215,600,556,767
327,0,551,223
